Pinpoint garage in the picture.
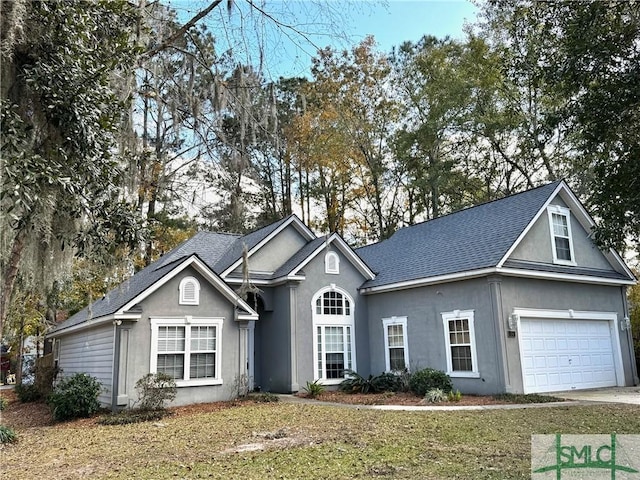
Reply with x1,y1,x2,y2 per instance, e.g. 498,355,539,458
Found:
518,311,622,394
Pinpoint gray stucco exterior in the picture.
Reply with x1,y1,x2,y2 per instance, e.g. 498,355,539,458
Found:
47,182,637,408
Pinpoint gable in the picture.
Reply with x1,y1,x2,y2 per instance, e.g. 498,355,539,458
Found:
235,223,309,274
508,194,613,271
288,234,375,281
140,266,238,318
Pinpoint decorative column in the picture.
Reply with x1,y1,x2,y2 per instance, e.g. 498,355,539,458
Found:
289,283,299,392
487,275,510,392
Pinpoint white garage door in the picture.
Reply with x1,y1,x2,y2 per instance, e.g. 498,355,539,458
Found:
520,318,618,394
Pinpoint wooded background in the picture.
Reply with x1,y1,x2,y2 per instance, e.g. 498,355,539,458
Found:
1,0,638,376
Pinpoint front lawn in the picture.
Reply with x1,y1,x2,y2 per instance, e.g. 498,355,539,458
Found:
2,399,639,479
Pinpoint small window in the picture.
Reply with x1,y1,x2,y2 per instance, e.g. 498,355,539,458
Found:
547,206,575,265
382,317,408,372
179,276,200,305
325,251,340,274
442,310,479,377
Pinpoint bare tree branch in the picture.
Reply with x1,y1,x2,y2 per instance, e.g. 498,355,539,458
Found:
141,0,224,59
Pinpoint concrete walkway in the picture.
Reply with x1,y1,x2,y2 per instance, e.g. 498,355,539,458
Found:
555,386,640,405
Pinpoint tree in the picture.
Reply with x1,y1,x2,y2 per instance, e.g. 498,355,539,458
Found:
286,38,401,242
391,36,487,222
1,0,145,332
480,0,640,250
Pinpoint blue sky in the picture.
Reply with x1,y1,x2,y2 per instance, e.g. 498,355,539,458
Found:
169,0,479,78
346,1,478,50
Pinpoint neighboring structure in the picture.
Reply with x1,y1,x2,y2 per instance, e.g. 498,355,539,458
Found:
47,181,638,408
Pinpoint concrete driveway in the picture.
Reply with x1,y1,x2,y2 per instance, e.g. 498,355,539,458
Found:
556,386,640,405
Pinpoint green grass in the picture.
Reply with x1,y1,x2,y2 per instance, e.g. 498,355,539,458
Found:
3,402,640,479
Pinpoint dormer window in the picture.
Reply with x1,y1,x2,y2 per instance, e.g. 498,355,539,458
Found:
179,276,200,305
547,205,576,265
325,251,340,274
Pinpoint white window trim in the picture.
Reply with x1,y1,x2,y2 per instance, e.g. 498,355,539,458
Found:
325,251,340,274
441,309,479,378
150,317,223,387
382,316,409,372
547,205,576,266
311,286,356,384
179,276,201,305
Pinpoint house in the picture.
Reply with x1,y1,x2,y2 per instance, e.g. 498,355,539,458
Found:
46,181,638,407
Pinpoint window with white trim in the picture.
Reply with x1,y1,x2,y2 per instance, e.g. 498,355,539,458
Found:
150,317,223,386
325,251,340,274
547,206,575,265
382,317,408,372
312,287,355,383
442,310,479,377
179,276,200,305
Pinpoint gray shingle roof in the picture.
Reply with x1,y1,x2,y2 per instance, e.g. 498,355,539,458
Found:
50,219,294,334
357,181,563,289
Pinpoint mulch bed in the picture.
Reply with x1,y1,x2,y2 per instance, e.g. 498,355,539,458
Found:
306,390,516,406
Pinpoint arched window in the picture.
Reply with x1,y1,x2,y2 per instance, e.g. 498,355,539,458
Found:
179,276,200,305
324,251,340,274
312,286,355,383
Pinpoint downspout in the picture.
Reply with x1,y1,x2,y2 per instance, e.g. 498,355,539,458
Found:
111,321,122,412
621,286,639,386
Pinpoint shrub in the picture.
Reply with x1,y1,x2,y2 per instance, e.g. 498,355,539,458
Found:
339,370,375,393
0,397,7,411
47,373,102,421
98,409,169,426
409,368,453,396
14,383,41,403
448,389,462,402
370,372,403,393
0,425,17,444
135,373,177,410
340,370,405,394
302,380,325,398
250,392,279,403
424,388,448,403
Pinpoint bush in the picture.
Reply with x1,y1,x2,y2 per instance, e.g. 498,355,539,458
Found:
0,397,7,411
340,370,405,394
339,370,375,393
250,392,280,403
424,388,448,403
302,380,325,398
14,383,41,403
371,372,403,393
47,373,102,421
409,368,453,396
98,409,169,426
0,425,17,444
135,373,177,410
448,389,462,402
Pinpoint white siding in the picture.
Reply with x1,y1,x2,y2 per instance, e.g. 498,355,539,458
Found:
58,323,115,405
